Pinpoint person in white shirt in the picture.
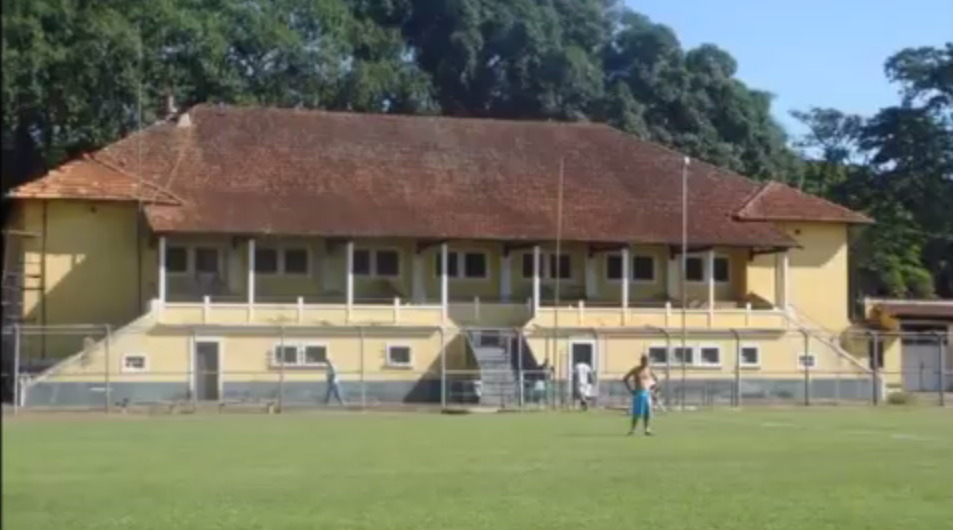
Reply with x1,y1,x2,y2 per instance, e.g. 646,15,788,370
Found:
573,361,594,411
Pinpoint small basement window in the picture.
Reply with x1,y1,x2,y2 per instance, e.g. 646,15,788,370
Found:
699,346,721,367
166,246,189,274
386,345,413,368
740,346,760,367
647,346,668,366
122,354,148,373
302,344,328,366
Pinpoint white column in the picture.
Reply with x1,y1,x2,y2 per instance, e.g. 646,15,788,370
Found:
412,253,424,304
247,238,256,305
440,243,449,322
158,236,167,304
707,249,715,311
500,254,511,302
776,251,790,310
585,254,597,299
666,256,677,300
621,247,630,310
532,246,541,314
345,241,354,314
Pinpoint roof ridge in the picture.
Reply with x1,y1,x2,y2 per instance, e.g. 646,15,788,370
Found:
87,155,183,205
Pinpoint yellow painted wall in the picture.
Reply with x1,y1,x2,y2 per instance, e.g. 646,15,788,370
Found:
781,222,851,331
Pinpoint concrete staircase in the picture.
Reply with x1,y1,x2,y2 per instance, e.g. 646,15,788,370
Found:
464,329,538,408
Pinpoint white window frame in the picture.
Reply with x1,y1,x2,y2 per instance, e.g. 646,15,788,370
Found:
712,255,731,284
683,254,706,284
385,343,414,369
797,352,818,370
270,342,329,368
121,353,149,374
631,254,657,284
739,344,761,369
672,345,696,366
521,251,572,282
433,250,490,281
254,246,281,276
299,342,329,367
354,248,403,279
165,245,192,276
281,247,312,276
646,344,669,367
698,344,722,368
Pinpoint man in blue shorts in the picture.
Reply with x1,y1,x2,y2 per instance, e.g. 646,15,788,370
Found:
622,354,654,436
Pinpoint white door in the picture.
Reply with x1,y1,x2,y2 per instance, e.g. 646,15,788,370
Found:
901,344,941,392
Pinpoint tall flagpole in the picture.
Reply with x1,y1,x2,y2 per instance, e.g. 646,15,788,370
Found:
554,157,565,407
680,156,690,411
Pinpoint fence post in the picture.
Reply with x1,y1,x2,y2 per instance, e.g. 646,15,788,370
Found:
937,332,946,407
732,329,741,408
517,328,524,409
871,331,880,406
664,332,672,410
801,329,810,407
12,324,21,414
104,325,112,414
359,327,366,409
277,325,285,413
190,329,197,410
439,327,447,409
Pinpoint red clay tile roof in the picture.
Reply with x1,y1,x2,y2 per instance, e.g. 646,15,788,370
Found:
7,155,180,204
874,302,953,322
10,104,871,246
735,181,873,224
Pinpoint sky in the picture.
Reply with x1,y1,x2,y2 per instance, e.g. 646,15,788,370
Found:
628,0,952,136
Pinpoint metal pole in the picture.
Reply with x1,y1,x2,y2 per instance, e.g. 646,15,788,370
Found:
440,326,447,409
664,331,672,409
732,329,741,408
517,328,524,409
360,327,367,409
190,328,197,410
871,331,880,406
104,325,112,413
936,332,946,407
802,329,810,407
680,156,690,412
12,324,21,414
278,325,285,413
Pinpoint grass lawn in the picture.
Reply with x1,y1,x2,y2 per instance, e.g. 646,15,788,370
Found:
3,408,952,530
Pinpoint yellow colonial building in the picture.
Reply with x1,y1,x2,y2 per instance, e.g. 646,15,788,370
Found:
3,104,882,408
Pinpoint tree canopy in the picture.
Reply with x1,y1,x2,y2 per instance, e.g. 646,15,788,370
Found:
2,0,950,301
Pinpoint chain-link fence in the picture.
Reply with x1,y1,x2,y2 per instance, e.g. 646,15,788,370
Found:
2,323,949,414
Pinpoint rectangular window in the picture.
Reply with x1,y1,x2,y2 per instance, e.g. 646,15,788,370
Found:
700,346,721,367
275,344,299,366
195,247,219,274
798,353,817,369
353,249,372,276
673,347,694,365
741,346,760,367
302,344,327,366
122,354,148,373
166,246,189,273
632,255,655,282
713,256,730,283
386,345,413,367
521,253,537,279
463,252,488,279
685,256,704,282
606,254,623,280
284,249,309,275
647,346,668,366
549,254,571,280
435,251,460,277
255,247,279,274
375,250,400,277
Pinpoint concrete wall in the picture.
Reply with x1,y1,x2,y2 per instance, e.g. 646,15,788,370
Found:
781,222,851,331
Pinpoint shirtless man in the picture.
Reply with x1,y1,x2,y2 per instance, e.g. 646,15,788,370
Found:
622,354,655,436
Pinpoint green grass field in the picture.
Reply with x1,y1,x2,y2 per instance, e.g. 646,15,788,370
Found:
3,408,952,530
